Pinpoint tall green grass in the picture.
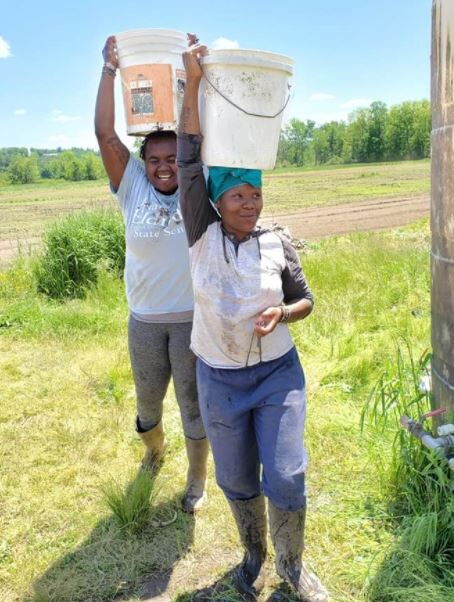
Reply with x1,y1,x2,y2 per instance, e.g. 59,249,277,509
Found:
103,470,158,534
362,346,454,601
34,209,125,299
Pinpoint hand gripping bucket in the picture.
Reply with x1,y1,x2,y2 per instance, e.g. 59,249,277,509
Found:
116,29,187,135
199,49,294,169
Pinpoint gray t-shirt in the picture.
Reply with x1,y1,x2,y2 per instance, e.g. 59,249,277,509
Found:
113,156,194,321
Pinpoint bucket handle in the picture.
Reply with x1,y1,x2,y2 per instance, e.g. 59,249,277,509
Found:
202,68,291,118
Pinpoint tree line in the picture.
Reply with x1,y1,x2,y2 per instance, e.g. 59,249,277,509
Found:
277,100,431,166
0,99,431,184
0,148,106,184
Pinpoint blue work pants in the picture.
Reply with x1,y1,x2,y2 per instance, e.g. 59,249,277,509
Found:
196,347,307,511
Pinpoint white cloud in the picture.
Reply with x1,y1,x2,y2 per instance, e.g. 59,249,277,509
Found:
310,93,336,101
340,98,372,109
48,129,99,150
0,36,11,58
211,37,240,50
14,108,26,115
48,134,71,146
51,109,80,123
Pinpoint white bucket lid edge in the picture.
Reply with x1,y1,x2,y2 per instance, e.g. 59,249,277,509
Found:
116,28,187,40
201,53,294,75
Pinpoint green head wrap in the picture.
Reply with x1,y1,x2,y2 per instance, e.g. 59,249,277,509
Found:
208,167,262,204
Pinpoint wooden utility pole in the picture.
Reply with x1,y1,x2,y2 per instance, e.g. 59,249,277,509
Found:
431,0,454,414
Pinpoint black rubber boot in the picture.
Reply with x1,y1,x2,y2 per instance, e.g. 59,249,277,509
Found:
227,495,267,599
268,502,329,602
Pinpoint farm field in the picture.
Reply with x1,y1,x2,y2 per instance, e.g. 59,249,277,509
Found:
0,219,433,602
0,159,430,263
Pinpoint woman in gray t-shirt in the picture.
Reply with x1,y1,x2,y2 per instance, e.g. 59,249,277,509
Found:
94,35,208,513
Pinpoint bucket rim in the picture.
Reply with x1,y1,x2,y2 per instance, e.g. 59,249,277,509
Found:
116,28,187,40
201,52,294,75
205,48,294,66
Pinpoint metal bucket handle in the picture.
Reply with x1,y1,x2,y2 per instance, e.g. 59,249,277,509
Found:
202,67,291,119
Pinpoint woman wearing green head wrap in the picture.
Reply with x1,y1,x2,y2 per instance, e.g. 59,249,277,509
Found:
175,37,330,602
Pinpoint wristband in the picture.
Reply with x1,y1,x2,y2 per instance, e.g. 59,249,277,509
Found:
102,66,116,78
103,61,117,72
279,305,291,322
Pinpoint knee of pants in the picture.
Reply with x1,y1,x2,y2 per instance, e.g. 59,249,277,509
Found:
181,412,206,440
262,470,306,511
136,397,163,426
215,465,261,501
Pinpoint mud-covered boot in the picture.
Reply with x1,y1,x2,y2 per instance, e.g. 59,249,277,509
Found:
182,437,209,513
227,495,267,599
136,417,166,473
268,502,329,602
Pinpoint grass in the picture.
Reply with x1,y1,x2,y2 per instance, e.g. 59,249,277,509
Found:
103,470,159,533
265,159,430,213
0,218,434,601
0,160,430,257
34,209,124,299
360,345,454,602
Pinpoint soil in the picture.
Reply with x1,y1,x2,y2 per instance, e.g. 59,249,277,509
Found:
0,194,429,265
260,193,430,240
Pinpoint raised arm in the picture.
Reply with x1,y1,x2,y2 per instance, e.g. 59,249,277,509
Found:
177,38,218,246
94,36,130,190
179,36,204,136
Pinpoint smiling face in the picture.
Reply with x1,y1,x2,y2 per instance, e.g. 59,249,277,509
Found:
144,137,178,194
217,184,263,240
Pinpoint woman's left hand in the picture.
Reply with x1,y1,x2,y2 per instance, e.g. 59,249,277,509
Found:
183,33,207,82
254,307,282,337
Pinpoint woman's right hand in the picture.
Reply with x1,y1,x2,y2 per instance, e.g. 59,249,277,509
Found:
102,35,119,69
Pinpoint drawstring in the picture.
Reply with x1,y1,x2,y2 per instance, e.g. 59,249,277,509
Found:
245,331,263,367
221,230,230,263
256,235,262,259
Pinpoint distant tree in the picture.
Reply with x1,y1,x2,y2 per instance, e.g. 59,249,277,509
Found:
366,101,388,162
0,147,28,171
385,100,430,160
83,154,105,180
7,154,40,184
409,100,431,158
277,118,315,166
58,151,86,181
312,121,346,164
347,108,370,162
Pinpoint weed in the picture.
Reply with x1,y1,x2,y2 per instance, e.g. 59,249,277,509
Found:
34,209,125,299
103,470,158,534
363,345,454,599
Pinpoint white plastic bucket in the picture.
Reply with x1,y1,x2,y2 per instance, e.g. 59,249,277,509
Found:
199,49,294,169
116,29,187,135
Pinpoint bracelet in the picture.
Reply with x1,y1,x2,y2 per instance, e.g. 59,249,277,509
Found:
102,66,116,78
279,305,291,322
104,61,117,72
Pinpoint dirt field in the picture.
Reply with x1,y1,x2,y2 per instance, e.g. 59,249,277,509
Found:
260,193,430,239
0,160,430,265
0,193,430,265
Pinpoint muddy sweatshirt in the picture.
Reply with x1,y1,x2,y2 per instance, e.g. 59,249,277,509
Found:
177,133,313,369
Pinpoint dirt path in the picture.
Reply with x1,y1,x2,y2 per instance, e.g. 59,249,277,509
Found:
0,194,429,265
260,193,430,239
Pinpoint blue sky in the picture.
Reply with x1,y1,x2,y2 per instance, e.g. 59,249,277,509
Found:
0,0,431,150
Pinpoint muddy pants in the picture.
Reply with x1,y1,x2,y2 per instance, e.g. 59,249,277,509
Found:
128,314,206,440
196,346,307,510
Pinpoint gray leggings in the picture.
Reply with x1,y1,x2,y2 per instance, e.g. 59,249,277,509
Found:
128,315,205,440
